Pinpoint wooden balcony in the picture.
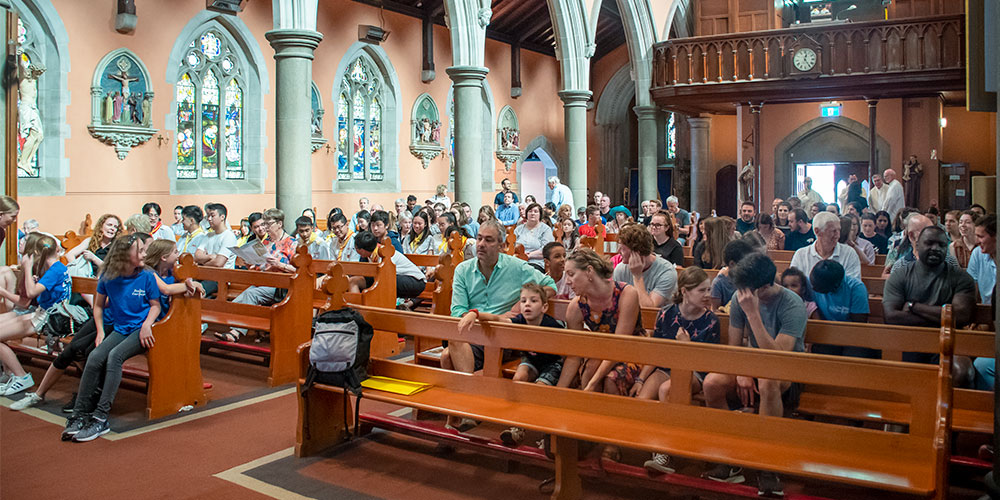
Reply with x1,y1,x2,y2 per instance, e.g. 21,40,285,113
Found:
651,15,965,113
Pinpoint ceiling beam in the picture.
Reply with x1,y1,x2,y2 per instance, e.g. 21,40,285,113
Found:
517,13,552,42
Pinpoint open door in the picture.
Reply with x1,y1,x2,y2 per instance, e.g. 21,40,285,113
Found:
716,164,737,217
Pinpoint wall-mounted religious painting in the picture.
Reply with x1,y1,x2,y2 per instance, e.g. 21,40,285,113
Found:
495,105,520,171
408,93,442,169
88,49,156,160
311,82,327,153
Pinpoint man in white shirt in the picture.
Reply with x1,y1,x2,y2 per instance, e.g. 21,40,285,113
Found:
143,202,176,241
797,177,824,212
790,211,861,280
548,176,574,212
295,215,332,260
867,174,886,212
195,203,237,269
881,169,905,220
170,205,185,239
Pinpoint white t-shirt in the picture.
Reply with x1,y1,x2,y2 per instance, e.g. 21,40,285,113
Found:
151,225,176,241
391,251,426,281
197,229,238,269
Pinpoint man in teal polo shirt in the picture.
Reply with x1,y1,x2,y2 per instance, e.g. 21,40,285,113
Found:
444,219,556,375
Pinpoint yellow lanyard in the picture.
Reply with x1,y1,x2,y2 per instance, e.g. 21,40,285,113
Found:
182,228,204,252
336,231,353,260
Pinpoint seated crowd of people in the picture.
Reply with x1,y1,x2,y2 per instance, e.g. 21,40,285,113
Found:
0,167,995,494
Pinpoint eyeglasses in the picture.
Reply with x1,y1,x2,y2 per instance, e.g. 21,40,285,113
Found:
649,223,665,228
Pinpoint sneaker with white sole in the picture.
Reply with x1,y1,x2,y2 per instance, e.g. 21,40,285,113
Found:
500,427,525,446
73,417,110,442
1,373,33,396
643,453,676,474
61,416,88,441
10,392,43,411
703,464,745,484
757,471,784,497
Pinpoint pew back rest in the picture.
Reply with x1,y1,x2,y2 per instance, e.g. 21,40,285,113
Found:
347,305,951,494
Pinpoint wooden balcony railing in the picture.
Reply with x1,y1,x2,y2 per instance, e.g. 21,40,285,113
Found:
652,15,964,90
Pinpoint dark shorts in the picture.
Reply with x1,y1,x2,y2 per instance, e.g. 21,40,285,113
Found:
469,344,517,372
362,275,426,299
520,356,564,386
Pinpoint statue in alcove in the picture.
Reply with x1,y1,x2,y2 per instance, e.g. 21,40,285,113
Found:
738,158,756,204
17,57,46,176
902,155,923,208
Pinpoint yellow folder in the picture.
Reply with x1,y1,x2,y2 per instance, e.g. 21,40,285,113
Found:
361,376,433,396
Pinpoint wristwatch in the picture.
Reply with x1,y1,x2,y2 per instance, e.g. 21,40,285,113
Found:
905,301,914,313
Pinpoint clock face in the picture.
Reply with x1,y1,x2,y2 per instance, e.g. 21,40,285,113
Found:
793,47,817,72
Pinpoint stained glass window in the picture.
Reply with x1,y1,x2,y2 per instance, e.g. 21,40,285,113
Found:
175,29,244,180
16,18,39,178
666,112,676,161
337,56,383,181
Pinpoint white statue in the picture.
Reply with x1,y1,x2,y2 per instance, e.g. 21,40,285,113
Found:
738,158,756,205
17,57,46,176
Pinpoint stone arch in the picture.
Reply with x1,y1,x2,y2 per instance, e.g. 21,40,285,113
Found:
595,63,635,205
773,116,891,199
518,135,565,181
330,42,403,193
546,0,593,91
447,79,495,192
165,12,269,195
10,0,71,196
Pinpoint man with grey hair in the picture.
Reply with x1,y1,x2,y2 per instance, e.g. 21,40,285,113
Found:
664,196,692,240
883,213,959,276
868,174,886,212
547,176,574,213
790,211,862,280
881,169,905,220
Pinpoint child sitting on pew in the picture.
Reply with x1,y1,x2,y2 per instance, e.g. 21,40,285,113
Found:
636,266,720,474
779,267,817,319
0,235,78,396
62,233,162,442
456,283,565,446
11,237,199,411
542,242,572,299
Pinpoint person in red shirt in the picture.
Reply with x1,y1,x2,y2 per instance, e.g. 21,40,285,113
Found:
577,205,606,239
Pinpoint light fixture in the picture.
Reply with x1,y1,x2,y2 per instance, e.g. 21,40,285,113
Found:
358,25,390,45
939,117,948,128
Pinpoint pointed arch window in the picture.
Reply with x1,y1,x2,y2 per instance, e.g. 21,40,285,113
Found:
336,57,383,181
665,112,677,161
174,29,245,180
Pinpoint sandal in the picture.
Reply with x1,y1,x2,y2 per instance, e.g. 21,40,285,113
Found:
214,331,240,343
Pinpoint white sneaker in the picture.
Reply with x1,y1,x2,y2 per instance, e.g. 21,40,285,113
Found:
643,452,676,474
10,392,43,410
1,373,34,396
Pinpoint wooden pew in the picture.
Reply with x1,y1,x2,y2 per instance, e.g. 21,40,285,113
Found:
297,304,954,500
10,259,207,419
198,248,315,386
310,240,400,358
577,223,606,257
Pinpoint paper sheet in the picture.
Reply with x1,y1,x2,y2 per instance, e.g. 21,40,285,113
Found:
229,241,269,267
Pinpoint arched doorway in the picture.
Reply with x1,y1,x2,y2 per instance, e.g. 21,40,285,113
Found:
774,116,891,202
517,135,563,205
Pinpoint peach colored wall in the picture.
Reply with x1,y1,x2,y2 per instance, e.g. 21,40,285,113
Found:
707,113,737,208
942,106,997,175
22,0,566,232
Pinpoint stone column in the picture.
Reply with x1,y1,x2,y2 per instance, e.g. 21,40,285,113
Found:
266,29,323,230
634,105,659,203
689,116,712,216
867,98,879,184
446,66,489,205
558,90,591,208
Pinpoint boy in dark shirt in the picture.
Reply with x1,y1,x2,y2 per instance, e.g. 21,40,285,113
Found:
467,282,564,446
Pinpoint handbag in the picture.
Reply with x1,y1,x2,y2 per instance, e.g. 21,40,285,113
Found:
37,300,92,353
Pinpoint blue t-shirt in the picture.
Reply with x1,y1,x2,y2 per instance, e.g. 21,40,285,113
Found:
157,272,175,321
813,275,870,322
97,269,161,334
37,261,71,310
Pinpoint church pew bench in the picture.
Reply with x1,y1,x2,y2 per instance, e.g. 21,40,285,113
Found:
310,241,401,358
297,304,954,500
10,261,208,419
197,248,315,386
547,299,992,437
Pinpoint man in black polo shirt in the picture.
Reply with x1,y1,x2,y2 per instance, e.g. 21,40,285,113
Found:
784,208,816,251
736,201,756,234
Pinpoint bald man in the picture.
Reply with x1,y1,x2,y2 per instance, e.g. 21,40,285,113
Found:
881,169,905,220
883,213,959,277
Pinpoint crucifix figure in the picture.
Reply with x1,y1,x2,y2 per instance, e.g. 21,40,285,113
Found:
108,68,138,100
